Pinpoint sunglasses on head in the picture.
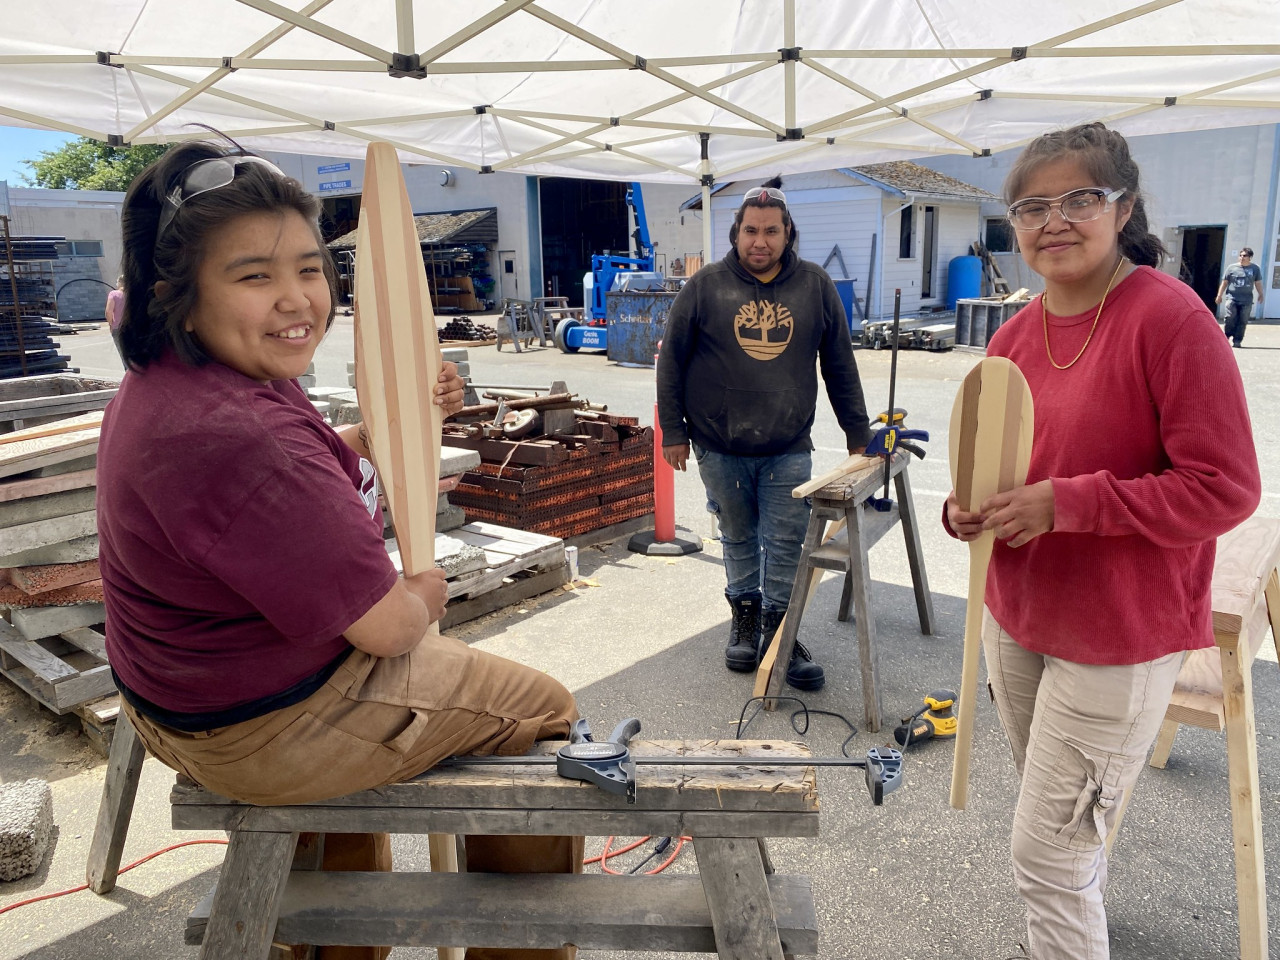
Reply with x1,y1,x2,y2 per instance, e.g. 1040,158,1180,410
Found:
743,186,786,206
156,154,286,240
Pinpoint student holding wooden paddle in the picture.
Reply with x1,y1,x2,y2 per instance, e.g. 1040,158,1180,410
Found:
100,140,582,960
944,123,1260,959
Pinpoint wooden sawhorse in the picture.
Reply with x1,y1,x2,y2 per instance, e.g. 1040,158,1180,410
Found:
1146,515,1280,960
763,448,934,731
172,739,820,959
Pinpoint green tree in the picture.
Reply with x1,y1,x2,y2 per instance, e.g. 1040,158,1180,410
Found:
21,137,170,192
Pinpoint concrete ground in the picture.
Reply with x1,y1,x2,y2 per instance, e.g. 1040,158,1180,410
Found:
1,312,1278,960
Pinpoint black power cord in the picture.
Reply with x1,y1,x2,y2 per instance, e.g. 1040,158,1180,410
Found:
734,695,860,757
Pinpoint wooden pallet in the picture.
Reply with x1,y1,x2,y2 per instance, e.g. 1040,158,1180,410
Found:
0,618,113,714
444,521,565,599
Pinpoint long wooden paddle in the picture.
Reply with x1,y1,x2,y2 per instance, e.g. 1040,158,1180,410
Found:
352,142,459,960
947,357,1033,810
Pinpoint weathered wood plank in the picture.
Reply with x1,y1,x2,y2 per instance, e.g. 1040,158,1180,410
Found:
0,468,96,504
199,830,299,960
173,805,820,840
0,619,78,680
185,871,817,955
87,710,147,893
694,837,786,960
171,740,819,815
48,662,115,710
0,421,100,481
0,412,103,447
59,625,107,661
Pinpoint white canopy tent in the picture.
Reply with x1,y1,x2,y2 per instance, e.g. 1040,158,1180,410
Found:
4,0,1280,253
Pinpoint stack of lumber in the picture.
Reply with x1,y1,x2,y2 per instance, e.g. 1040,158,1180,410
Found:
0,411,109,724
0,317,75,379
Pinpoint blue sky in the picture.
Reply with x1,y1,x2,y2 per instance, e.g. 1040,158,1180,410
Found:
0,127,76,185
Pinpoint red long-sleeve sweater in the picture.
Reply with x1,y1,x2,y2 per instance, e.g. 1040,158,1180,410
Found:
982,266,1261,664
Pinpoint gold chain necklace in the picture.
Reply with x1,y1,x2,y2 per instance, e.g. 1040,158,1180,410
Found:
1042,256,1126,370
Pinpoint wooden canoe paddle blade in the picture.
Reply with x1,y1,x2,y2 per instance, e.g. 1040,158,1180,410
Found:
352,142,459,960
353,141,445,581
947,357,1033,810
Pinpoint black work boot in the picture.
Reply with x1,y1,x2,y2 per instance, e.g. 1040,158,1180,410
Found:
724,593,762,673
759,607,826,691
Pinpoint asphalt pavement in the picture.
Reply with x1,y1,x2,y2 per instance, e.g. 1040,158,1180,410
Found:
1,314,1277,960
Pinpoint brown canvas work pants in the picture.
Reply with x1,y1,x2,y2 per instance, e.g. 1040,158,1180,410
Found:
125,632,583,960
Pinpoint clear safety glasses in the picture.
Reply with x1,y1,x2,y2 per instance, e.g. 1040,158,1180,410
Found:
156,155,286,239
743,186,787,206
1006,187,1125,231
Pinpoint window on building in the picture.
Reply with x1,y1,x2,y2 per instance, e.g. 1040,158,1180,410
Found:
898,206,914,259
72,240,104,257
984,218,1014,254
53,241,73,257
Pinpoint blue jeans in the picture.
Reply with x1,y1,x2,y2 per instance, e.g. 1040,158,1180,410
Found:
1223,299,1251,345
693,444,812,611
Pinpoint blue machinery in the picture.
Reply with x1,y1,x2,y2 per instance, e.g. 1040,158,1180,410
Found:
554,182,657,353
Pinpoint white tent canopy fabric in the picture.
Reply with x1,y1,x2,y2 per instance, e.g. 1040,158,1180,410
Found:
3,1,1280,184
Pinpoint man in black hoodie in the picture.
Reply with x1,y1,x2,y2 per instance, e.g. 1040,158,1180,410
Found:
657,181,871,691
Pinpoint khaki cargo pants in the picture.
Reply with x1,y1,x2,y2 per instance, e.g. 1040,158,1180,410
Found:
982,609,1183,960
126,632,582,960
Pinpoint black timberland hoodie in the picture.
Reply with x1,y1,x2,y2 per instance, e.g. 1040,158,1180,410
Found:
657,247,871,457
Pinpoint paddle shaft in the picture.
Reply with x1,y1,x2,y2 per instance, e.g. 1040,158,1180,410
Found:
949,532,993,810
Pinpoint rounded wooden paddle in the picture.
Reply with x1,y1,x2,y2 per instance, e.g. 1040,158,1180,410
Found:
353,142,459,960
947,357,1033,810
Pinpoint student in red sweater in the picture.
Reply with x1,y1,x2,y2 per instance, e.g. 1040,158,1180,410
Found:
945,123,1261,959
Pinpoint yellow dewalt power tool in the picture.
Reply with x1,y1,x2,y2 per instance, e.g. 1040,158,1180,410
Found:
893,690,958,748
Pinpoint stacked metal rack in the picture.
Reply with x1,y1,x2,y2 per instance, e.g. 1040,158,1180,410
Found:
0,218,72,378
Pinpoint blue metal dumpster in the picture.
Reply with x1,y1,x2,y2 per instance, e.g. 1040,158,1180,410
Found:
605,290,680,365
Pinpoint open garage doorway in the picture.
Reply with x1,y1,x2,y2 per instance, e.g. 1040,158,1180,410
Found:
1178,226,1226,311
539,178,629,307
320,195,360,243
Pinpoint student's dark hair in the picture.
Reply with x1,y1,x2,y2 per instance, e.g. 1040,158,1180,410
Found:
1240,246,1254,257
119,136,338,369
729,174,800,251
1003,123,1165,269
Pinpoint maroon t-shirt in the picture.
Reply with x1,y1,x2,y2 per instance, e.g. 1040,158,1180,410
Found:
98,351,397,714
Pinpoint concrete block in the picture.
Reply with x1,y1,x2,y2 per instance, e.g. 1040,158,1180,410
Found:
441,348,469,363
0,511,97,557
332,403,364,426
435,536,487,577
454,361,471,378
0,534,99,568
310,401,331,416
440,445,481,476
6,559,100,595
436,503,467,533
0,487,96,529
296,374,317,389
0,578,102,607
7,601,105,640
28,455,98,479
0,778,53,882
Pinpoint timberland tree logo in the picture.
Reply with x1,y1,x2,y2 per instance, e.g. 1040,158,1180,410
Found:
734,300,793,360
